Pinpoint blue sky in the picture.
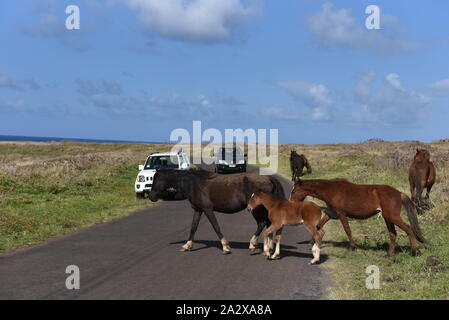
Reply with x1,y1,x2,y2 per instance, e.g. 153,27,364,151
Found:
1,0,449,143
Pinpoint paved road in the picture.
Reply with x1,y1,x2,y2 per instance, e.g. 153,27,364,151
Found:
0,164,330,300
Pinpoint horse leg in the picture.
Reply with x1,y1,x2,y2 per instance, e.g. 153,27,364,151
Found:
339,213,357,250
249,207,269,252
317,214,331,229
270,228,283,260
263,224,278,257
293,170,298,182
425,181,434,208
304,220,322,264
384,219,397,258
181,210,202,251
409,175,415,204
389,215,420,256
249,220,267,251
203,209,231,254
307,214,330,244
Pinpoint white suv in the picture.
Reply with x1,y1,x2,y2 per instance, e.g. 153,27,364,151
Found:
135,150,190,198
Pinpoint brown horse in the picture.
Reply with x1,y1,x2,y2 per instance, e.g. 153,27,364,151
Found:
290,151,312,182
149,168,285,254
247,190,324,264
409,149,436,211
290,179,426,257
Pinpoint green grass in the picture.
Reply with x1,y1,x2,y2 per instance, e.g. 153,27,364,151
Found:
276,141,449,300
1,140,448,299
0,141,173,253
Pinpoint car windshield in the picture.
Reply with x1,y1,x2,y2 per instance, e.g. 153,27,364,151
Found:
144,155,179,169
217,147,243,162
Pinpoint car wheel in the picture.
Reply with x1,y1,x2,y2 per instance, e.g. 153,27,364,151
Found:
136,192,144,199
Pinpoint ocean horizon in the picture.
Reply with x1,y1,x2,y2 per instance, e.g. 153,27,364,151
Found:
0,135,164,144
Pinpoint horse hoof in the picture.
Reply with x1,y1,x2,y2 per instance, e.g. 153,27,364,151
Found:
390,256,398,263
222,250,231,255
180,247,191,252
412,249,421,256
269,255,280,260
349,245,357,251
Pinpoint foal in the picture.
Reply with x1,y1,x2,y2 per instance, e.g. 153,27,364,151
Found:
247,191,324,264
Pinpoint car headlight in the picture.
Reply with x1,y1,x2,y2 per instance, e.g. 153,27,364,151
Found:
218,160,227,165
138,175,145,182
237,160,245,164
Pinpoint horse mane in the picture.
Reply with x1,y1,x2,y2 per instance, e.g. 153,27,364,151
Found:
295,178,349,186
157,167,215,180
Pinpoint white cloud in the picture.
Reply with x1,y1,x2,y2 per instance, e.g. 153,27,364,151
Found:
0,73,41,91
427,78,449,96
0,99,26,112
260,107,300,121
306,3,420,54
385,73,403,90
271,73,432,126
198,94,210,107
277,80,333,121
125,0,260,43
352,73,431,125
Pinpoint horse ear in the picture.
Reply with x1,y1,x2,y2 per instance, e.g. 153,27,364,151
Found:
424,150,430,161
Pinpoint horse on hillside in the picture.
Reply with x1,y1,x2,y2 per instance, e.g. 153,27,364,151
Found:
290,179,427,257
149,168,285,254
247,190,325,264
409,149,436,212
290,151,312,182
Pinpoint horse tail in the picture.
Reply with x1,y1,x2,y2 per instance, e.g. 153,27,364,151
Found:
401,193,426,243
302,155,313,174
269,176,286,200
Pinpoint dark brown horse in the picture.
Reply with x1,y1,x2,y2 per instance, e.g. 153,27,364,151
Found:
290,179,426,257
149,168,285,254
290,151,312,182
247,190,324,264
409,149,436,211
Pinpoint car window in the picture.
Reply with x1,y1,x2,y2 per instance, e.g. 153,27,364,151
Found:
144,155,179,169
216,147,243,162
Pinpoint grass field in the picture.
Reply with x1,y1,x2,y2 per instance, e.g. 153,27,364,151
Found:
274,141,449,300
0,139,448,299
0,141,173,253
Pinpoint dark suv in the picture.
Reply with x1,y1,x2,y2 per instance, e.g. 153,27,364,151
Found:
215,147,246,173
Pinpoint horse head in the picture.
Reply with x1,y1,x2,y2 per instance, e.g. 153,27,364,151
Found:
289,179,308,202
414,149,430,162
149,169,180,202
247,190,263,212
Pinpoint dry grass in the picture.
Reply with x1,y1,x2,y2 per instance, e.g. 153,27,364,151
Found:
276,140,449,300
0,141,172,253
1,139,448,299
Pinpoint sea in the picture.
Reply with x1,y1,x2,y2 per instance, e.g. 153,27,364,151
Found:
0,135,163,144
